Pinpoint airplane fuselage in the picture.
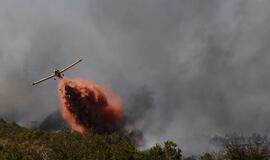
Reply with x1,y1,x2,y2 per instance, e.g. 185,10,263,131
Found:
54,69,63,79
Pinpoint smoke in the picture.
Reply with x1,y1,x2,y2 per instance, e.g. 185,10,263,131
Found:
38,110,67,131
1,0,270,154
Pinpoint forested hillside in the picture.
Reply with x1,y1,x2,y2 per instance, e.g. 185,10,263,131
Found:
0,119,269,160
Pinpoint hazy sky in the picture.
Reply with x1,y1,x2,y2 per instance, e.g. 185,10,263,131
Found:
1,0,270,153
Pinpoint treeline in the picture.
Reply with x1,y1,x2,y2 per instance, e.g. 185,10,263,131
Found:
0,119,269,160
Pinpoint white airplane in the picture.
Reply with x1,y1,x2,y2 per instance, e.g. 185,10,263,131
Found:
32,59,82,86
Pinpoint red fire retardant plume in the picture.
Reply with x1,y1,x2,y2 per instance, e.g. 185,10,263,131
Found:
58,78,123,134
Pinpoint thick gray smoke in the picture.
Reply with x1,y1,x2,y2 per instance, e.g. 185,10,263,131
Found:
1,0,270,153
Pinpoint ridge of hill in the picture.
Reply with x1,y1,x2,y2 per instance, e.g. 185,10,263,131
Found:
0,119,181,160
0,119,269,160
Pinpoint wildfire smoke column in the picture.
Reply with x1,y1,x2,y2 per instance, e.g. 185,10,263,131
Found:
58,78,123,134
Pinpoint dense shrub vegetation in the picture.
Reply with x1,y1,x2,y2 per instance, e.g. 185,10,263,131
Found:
0,119,269,160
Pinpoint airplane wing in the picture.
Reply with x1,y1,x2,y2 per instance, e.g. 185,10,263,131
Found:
32,74,55,86
60,59,82,73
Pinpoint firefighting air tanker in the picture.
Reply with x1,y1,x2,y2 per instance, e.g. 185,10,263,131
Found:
32,59,82,86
